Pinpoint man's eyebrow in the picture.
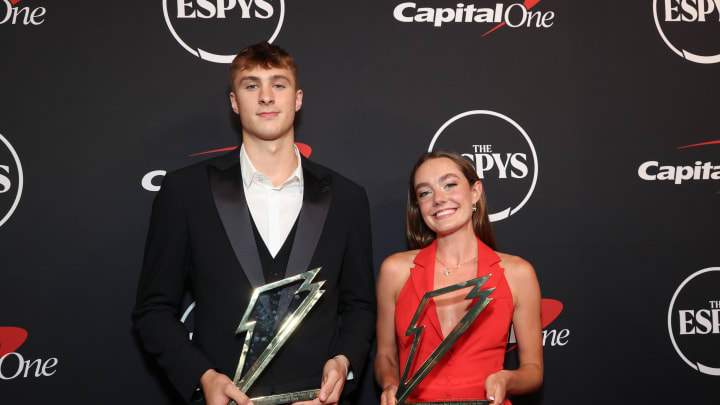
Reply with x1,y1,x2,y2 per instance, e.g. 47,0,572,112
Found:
238,75,259,83
238,75,291,84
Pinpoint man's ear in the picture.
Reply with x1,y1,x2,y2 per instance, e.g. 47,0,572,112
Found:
229,92,239,114
295,89,303,112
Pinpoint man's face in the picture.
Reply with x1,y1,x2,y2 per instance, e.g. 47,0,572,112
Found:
229,66,303,142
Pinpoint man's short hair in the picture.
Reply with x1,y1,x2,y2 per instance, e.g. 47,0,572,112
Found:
229,41,299,89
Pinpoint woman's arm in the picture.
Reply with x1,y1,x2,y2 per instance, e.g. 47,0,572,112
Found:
485,254,544,404
374,252,414,405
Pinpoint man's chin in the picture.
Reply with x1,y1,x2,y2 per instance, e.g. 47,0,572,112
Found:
243,130,294,143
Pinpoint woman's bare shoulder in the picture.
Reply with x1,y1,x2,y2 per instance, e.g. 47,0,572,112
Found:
496,251,536,281
381,250,420,276
496,251,540,306
377,250,421,301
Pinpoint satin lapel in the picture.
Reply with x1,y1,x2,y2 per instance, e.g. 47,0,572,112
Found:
285,163,331,279
277,161,331,319
411,242,444,341
208,162,265,289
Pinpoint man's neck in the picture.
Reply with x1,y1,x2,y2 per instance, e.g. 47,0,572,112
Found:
242,135,298,187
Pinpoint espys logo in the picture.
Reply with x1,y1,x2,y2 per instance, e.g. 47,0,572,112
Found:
508,298,569,350
163,0,285,63
0,134,24,228
393,1,554,33
0,0,46,25
637,140,720,194
429,110,538,222
668,267,720,376
0,327,59,380
142,142,312,192
653,0,720,63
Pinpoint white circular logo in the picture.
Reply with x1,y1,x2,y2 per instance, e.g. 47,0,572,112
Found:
653,0,720,64
0,134,23,228
163,0,285,63
429,110,538,222
668,267,720,376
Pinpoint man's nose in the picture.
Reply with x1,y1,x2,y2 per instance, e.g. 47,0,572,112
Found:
259,87,274,105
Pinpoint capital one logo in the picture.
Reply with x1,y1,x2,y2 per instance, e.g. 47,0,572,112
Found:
0,134,24,228
0,327,59,380
428,110,538,222
654,0,720,63
0,0,45,25
163,0,285,63
393,1,554,33
668,267,720,376
637,140,720,194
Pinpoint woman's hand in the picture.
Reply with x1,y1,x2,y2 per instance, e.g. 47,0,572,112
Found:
380,384,398,405
484,370,510,404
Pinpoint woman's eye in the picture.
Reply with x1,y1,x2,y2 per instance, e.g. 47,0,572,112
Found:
418,190,430,199
444,183,457,189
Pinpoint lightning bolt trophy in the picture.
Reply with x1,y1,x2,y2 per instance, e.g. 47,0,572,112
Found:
229,267,326,405
396,275,496,405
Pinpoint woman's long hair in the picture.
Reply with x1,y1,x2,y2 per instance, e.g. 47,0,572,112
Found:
406,150,496,250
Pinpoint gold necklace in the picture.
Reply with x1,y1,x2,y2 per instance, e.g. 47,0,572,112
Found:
436,255,477,276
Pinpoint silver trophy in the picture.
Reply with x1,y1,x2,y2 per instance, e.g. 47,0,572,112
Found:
396,275,495,405
229,268,325,405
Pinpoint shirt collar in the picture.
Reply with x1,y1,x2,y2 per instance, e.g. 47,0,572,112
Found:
240,144,304,189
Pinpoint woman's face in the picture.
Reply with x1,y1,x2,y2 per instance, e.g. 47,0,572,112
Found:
413,157,481,237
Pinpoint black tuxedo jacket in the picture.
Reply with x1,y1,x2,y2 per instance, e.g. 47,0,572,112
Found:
132,149,376,402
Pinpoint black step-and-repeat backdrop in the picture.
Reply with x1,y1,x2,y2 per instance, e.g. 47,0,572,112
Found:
2,1,719,403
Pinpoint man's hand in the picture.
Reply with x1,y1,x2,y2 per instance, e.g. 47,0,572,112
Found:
293,355,348,405
200,369,253,405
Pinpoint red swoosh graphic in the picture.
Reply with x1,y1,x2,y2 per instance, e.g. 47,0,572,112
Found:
10,0,22,5
0,327,28,357
189,143,312,158
296,143,312,158
675,140,720,194
189,146,238,156
540,298,563,328
677,140,720,149
483,0,542,37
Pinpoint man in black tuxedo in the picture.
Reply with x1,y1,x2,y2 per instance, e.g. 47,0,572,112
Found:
132,42,376,405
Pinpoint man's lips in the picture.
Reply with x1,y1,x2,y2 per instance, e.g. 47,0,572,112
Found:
257,111,279,118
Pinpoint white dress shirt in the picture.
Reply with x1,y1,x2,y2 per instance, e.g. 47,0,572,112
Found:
240,144,303,257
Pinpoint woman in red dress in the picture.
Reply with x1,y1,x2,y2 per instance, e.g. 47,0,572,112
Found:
375,150,543,405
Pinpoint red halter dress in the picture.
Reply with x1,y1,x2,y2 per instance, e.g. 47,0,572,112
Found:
395,239,514,403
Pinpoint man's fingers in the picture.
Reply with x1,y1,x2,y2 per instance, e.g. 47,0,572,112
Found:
323,373,343,404
224,384,252,405
292,399,321,405
319,368,341,402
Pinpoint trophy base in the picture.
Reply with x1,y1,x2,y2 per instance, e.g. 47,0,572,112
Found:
228,389,319,405
405,401,490,405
